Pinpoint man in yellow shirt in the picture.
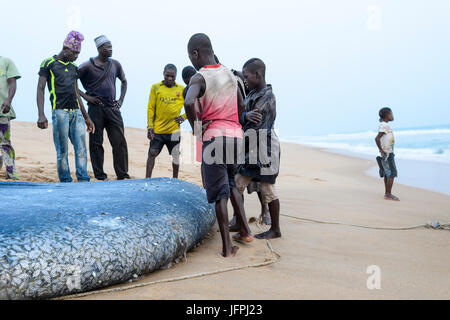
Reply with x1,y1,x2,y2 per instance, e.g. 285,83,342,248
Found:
146,64,186,179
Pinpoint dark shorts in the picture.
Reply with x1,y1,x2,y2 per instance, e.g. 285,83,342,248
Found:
381,153,397,178
150,132,180,155
202,136,244,204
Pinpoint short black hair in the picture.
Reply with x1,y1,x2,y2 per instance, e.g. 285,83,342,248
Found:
164,64,177,73
182,66,197,81
379,107,392,122
188,33,213,55
243,58,266,77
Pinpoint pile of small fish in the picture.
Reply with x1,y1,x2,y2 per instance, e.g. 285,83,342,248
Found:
0,178,215,300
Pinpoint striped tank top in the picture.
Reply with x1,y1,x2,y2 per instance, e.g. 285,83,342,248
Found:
198,64,243,142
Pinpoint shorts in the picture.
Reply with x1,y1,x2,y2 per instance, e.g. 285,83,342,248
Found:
150,132,180,156
202,136,243,203
235,173,279,205
381,153,397,178
247,181,261,194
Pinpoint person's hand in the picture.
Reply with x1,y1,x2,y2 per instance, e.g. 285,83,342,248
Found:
147,128,155,141
114,100,123,109
202,120,212,135
245,109,262,124
1,99,11,114
174,116,185,124
85,118,95,134
86,95,103,106
37,115,48,130
380,150,386,158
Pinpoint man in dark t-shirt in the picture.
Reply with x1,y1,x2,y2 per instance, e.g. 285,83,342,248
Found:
36,31,95,183
79,35,130,181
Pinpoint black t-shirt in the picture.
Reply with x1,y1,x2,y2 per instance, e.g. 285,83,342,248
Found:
78,58,125,106
39,55,80,110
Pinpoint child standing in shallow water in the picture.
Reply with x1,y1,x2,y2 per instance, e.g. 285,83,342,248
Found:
375,107,400,201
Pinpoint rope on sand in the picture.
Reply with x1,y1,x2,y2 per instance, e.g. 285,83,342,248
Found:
54,220,280,300
280,213,450,231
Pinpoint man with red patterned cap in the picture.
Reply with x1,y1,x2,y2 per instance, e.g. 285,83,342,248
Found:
36,31,95,183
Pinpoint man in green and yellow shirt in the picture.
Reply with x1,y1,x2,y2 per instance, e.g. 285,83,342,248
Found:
146,64,186,179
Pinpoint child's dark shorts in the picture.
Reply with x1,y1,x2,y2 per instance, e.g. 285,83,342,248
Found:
150,132,180,156
381,153,397,178
202,136,243,204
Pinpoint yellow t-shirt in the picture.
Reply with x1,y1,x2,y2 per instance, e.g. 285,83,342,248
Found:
147,81,186,134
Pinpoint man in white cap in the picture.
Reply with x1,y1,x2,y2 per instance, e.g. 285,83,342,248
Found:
79,35,130,181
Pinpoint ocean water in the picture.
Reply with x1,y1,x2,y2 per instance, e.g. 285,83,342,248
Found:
286,125,450,195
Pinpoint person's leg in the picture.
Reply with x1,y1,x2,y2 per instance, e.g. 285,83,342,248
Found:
231,173,253,231
230,186,252,238
216,197,239,257
227,138,253,241
202,137,240,257
255,183,281,239
52,110,72,183
388,154,399,200
146,149,159,178
0,117,18,180
172,161,180,179
386,178,393,195
384,176,389,195
88,105,107,180
69,110,90,182
229,191,242,232
171,143,180,179
104,107,130,180
146,145,162,179
257,191,271,225
146,134,165,178
383,154,399,201
167,132,181,179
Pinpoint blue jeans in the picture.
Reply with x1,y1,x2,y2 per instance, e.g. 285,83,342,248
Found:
52,109,90,182
381,153,397,178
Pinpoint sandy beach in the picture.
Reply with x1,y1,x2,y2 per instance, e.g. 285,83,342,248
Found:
2,121,449,300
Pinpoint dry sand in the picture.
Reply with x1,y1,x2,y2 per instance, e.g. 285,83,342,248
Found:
2,121,449,299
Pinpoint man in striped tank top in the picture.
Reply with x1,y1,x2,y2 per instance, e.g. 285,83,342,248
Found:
184,33,254,258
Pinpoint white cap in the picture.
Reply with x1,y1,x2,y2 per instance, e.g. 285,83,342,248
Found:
94,35,111,48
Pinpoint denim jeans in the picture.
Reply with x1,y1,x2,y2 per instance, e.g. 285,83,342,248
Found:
52,109,90,182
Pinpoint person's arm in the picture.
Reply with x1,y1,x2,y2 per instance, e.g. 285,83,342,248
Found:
77,64,103,106
36,75,48,129
184,74,206,134
175,89,187,124
75,81,95,133
375,132,386,157
116,62,127,108
1,59,20,114
1,78,17,114
237,88,245,118
78,89,103,106
147,85,157,140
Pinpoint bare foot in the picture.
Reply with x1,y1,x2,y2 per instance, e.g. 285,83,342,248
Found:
223,246,239,258
255,229,281,240
232,233,255,243
385,194,400,201
229,224,240,232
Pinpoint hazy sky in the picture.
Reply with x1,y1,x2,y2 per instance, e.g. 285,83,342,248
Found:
2,0,450,138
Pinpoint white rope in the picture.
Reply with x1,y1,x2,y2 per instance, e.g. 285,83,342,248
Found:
280,213,450,231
